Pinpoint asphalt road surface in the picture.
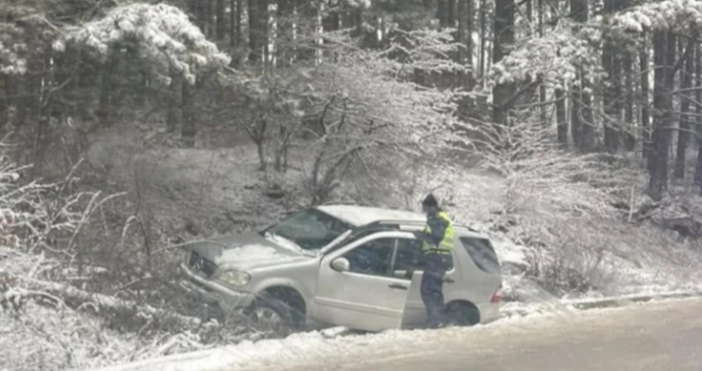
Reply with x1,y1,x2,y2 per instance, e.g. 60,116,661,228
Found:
231,297,702,371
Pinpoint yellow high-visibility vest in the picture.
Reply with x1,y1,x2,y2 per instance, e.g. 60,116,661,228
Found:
421,211,454,254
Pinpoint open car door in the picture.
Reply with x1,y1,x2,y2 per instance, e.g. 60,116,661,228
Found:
314,232,414,332
399,272,427,329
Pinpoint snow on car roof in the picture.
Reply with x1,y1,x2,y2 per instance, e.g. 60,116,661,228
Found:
316,204,425,226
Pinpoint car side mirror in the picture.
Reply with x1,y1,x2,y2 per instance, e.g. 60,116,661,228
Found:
331,257,351,272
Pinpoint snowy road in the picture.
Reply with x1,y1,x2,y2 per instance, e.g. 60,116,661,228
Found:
229,297,702,371
95,297,702,371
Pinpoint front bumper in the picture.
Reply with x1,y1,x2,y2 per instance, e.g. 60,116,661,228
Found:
178,263,256,310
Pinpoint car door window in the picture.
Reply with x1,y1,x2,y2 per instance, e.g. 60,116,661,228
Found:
392,238,423,275
459,236,500,274
342,238,396,277
392,238,455,279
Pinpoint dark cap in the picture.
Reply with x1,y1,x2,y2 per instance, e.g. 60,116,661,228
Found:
421,194,438,208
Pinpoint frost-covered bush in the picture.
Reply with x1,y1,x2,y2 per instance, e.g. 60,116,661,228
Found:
62,3,230,84
471,116,618,217
0,146,224,370
523,224,619,297
298,29,464,204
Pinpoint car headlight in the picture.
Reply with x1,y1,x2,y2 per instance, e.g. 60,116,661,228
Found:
218,270,251,287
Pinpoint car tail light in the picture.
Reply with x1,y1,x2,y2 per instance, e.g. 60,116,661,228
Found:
490,286,502,304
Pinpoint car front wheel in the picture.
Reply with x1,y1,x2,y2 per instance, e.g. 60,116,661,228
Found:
246,297,295,334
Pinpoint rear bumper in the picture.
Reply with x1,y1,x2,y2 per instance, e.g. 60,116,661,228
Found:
477,302,501,324
178,263,255,310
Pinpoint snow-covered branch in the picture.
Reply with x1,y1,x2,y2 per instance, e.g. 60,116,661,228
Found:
0,41,27,75
611,0,702,33
489,22,604,89
61,3,230,84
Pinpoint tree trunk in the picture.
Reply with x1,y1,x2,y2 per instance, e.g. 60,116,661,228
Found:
457,0,466,64
216,0,226,40
234,0,241,47
570,0,595,152
641,30,651,161
277,0,293,67
97,57,116,125
447,0,456,26
479,0,487,81
602,0,621,154
623,50,635,151
0,74,9,129
181,81,196,147
674,36,694,179
537,0,547,128
296,0,318,62
203,0,213,37
647,31,674,201
556,88,568,147
32,50,54,177
166,76,181,133
437,0,448,27
694,43,702,187
248,0,261,63
235,0,243,47
189,0,206,32
322,2,340,62
491,0,515,125
261,0,270,64
466,0,475,86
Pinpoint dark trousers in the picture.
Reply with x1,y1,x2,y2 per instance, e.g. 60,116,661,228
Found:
420,253,452,327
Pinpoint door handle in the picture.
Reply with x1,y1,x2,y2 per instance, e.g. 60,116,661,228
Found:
444,278,455,284
388,283,408,290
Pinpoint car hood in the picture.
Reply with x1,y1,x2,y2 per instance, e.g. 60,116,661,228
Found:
188,231,314,270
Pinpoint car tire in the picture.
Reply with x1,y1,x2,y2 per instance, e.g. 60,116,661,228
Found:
246,296,296,334
445,301,481,327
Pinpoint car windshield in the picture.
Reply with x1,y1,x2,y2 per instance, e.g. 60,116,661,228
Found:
262,209,353,251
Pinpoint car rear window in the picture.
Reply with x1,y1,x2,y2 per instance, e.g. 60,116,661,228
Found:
459,237,501,274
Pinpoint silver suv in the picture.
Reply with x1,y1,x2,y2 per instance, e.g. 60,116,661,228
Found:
179,204,503,332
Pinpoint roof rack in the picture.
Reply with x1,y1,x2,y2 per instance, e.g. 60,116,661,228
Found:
365,219,480,233
319,201,367,206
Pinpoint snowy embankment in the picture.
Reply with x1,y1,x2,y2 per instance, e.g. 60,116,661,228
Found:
494,234,702,318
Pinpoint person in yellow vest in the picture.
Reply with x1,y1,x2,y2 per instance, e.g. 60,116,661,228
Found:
413,194,455,328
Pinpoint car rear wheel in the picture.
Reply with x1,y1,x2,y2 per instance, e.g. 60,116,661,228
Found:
445,301,481,326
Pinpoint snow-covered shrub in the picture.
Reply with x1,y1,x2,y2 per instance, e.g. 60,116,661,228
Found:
523,224,619,297
472,116,618,218
299,29,464,205
227,28,464,205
